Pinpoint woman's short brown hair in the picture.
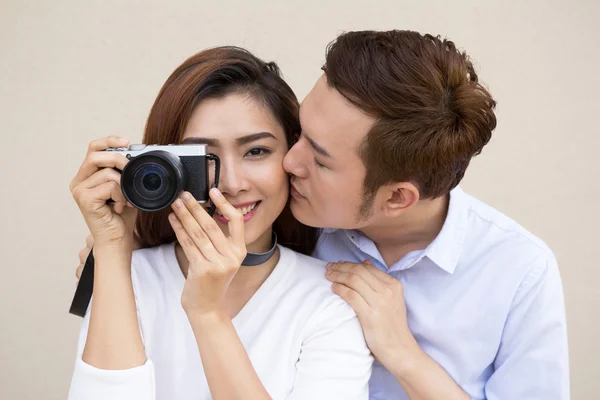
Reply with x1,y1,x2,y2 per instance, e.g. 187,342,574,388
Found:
135,46,318,255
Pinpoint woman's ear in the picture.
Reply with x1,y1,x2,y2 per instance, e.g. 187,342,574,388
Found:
383,182,420,217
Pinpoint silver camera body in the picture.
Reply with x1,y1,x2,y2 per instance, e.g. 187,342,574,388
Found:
106,144,210,212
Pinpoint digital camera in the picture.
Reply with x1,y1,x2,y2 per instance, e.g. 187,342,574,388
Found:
106,144,216,212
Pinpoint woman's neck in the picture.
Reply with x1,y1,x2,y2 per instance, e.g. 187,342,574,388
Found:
174,228,280,315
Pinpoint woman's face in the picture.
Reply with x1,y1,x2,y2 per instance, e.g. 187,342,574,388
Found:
181,93,290,253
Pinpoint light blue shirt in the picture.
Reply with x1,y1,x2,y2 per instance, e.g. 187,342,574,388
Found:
313,187,569,400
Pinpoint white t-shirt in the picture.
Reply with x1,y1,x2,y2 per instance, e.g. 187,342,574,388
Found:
69,244,373,400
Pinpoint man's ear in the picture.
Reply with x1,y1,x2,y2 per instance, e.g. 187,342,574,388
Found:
383,182,420,217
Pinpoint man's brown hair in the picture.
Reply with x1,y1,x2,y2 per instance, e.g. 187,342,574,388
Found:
322,30,497,216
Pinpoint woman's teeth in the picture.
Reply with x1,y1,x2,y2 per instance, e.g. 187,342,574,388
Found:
216,202,258,216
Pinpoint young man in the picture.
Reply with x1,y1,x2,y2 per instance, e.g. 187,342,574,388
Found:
281,30,569,400
75,31,569,399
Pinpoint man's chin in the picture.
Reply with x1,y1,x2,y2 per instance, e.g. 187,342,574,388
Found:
289,197,322,228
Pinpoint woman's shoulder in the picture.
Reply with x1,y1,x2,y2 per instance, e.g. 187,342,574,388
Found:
279,245,328,282
277,246,359,335
278,246,351,310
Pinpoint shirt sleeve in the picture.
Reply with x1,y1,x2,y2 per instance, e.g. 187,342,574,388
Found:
68,293,156,399
287,298,373,400
484,256,570,400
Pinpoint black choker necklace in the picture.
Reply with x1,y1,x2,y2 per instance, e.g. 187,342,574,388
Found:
242,232,278,266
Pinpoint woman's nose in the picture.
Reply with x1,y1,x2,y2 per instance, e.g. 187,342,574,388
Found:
215,159,250,197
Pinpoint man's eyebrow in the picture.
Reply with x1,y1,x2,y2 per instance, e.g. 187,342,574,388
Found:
181,132,276,147
304,133,331,158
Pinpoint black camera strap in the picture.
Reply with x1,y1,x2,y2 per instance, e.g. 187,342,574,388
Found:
69,249,96,317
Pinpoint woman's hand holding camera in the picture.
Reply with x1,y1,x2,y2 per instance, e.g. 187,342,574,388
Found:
70,136,137,249
71,137,146,370
168,188,247,318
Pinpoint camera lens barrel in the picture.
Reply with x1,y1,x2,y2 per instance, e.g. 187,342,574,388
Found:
121,150,187,212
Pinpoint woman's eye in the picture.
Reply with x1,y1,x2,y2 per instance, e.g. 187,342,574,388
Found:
246,147,271,157
313,157,326,168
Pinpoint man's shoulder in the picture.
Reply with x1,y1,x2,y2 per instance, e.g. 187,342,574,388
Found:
462,191,555,261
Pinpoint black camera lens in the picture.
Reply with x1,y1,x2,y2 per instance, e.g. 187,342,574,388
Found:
121,150,187,212
143,173,161,192
134,164,169,199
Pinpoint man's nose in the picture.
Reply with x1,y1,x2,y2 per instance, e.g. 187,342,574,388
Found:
283,141,309,178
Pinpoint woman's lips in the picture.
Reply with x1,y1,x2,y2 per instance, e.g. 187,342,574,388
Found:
215,201,260,224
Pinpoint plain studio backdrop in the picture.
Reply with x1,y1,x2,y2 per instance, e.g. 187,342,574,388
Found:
1,0,598,398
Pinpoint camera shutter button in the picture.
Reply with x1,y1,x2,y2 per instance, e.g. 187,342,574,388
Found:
129,144,146,151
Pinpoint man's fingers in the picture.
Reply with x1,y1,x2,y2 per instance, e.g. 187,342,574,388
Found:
361,262,400,285
326,268,379,306
327,262,382,290
331,283,370,319
87,136,130,155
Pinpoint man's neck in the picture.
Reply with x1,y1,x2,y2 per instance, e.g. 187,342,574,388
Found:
359,194,450,268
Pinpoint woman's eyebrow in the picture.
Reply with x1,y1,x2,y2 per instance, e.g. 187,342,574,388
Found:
182,137,218,146
236,132,276,145
182,132,276,147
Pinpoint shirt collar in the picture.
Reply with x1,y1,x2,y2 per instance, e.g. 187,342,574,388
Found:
321,227,338,234
421,186,469,274
320,186,469,274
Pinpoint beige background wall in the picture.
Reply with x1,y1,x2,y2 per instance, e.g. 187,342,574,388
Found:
1,0,598,398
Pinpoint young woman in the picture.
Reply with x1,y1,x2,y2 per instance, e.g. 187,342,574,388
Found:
68,47,372,400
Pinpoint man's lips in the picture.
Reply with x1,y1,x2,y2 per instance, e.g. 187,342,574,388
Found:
290,184,306,200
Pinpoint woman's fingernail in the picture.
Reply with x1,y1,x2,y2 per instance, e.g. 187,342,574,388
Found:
211,187,222,198
174,199,183,208
182,192,192,200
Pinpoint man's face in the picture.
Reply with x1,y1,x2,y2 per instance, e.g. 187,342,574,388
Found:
283,75,376,229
